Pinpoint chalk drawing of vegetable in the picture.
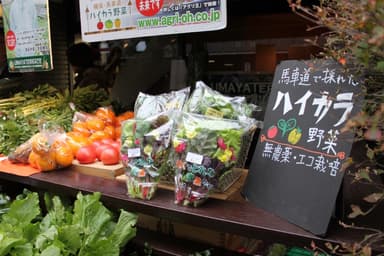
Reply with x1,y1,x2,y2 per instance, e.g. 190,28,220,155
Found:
288,127,302,145
267,125,278,139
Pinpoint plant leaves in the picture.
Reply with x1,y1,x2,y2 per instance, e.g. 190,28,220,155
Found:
348,204,364,218
356,168,372,182
366,147,375,160
362,245,372,256
363,193,384,203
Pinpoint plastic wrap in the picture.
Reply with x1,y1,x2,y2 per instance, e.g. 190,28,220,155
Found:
27,123,73,171
120,112,174,199
184,81,261,121
171,112,252,207
134,87,190,120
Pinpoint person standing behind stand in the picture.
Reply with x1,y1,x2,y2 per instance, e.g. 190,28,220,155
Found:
67,42,109,95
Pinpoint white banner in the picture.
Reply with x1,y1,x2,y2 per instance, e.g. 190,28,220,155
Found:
80,0,227,42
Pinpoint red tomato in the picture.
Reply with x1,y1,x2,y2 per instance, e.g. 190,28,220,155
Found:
90,140,104,151
101,138,115,145
110,141,120,151
95,144,114,160
76,145,97,164
100,147,120,165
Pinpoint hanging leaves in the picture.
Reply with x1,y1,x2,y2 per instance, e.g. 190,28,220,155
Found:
348,204,364,218
363,192,384,203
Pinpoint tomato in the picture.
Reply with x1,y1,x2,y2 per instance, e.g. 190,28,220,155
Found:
72,122,91,137
95,144,114,160
110,141,120,151
100,147,120,165
95,107,116,126
88,130,108,143
66,134,90,156
31,133,50,155
86,117,105,132
100,138,115,145
90,140,104,151
104,125,116,139
76,145,97,164
29,150,57,171
52,140,74,167
267,125,278,139
115,126,122,139
288,127,302,145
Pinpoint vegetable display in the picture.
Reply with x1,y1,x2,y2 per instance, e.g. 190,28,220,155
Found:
0,190,137,256
0,84,111,156
183,81,260,121
134,87,190,120
120,112,174,200
171,112,250,207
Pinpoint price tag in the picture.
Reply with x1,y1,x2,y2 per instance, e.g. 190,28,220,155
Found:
186,152,203,165
128,148,141,158
205,107,224,118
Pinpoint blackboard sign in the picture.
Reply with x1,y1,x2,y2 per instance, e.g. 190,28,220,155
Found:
242,59,363,235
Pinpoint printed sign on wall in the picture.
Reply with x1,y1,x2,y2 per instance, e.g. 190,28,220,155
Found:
79,0,227,42
2,0,53,72
242,59,363,235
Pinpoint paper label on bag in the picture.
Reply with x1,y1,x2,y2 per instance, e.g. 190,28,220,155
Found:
205,107,224,118
128,148,141,158
186,152,203,165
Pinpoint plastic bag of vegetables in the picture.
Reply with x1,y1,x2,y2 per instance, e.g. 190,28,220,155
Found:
183,81,261,121
171,112,252,207
27,122,74,171
120,112,175,200
134,87,190,120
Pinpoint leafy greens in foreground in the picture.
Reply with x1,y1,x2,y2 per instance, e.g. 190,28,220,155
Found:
0,191,137,256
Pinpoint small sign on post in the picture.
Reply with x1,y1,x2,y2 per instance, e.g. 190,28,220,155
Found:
243,59,363,235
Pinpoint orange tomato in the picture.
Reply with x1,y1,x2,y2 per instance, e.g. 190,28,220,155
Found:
104,125,116,140
116,111,134,126
88,130,108,142
52,140,74,167
31,133,50,155
115,126,121,139
28,151,39,169
95,107,116,126
72,121,91,137
66,133,90,155
29,150,56,171
86,117,105,132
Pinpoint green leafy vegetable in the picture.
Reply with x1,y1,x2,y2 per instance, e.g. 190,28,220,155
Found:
0,191,137,256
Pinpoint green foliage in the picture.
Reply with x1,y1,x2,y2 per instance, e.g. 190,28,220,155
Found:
289,1,384,255
0,190,137,256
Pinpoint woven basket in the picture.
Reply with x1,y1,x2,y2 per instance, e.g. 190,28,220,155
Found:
235,124,258,168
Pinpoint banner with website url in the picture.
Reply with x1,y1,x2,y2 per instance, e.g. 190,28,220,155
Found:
80,0,227,42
